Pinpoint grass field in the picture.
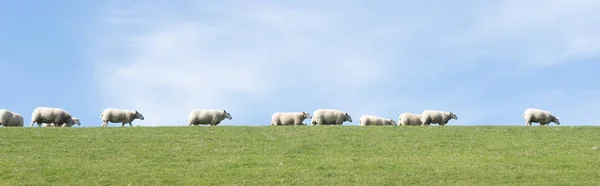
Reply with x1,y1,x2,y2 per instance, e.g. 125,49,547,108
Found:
0,126,599,185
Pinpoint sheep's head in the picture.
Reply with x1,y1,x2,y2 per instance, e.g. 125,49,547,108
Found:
389,119,397,125
224,110,232,120
450,112,458,120
553,116,560,125
71,117,81,126
135,111,145,120
345,113,353,122
302,112,312,119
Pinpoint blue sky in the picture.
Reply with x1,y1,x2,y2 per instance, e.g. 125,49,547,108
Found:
2,0,600,127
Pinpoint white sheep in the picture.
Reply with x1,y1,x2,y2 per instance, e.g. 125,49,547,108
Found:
100,108,144,127
398,113,422,126
30,107,78,127
420,110,458,126
359,115,396,126
271,112,311,126
188,109,232,126
523,108,560,126
0,109,24,127
311,109,353,125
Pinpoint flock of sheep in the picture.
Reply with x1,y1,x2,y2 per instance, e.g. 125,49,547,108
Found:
0,107,561,127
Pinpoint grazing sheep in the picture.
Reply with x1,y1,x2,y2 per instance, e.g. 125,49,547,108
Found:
100,108,144,127
359,115,396,126
0,109,24,127
311,109,353,125
398,113,422,126
523,108,560,126
30,107,77,127
271,112,312,126
188,109,232,126
420,110,458,126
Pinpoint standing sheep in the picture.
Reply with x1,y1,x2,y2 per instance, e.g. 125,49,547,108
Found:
0,109,24,127
100,108,145,127
188,109,232,126
311,109,353,126
30,107,78,127
523,108,560,126
271,112,311,126
398,113,422,126
420,110,458,126
359,115,396,126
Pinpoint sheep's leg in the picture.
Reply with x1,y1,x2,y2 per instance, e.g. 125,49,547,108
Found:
421,118,429,126
122,122,126,127
128,122,133,127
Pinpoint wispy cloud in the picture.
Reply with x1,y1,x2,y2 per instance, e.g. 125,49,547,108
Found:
91,0,600,126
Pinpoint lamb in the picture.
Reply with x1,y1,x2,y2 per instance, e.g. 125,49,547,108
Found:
420,110,458,126
41,123,55,127
359,115,396,126
311,109,353,125
30,107,78,127
523,108,560,126
100,108,144,127
46,117,81,127
398,113,422,126
188,109,232,126
0,109,24,127
271,112,311,126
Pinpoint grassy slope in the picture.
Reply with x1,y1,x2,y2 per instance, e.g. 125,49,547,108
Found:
0,126,599,185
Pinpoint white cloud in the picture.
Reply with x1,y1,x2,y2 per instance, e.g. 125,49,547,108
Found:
91,1,600,126
93,1,398,126
460,0,600,67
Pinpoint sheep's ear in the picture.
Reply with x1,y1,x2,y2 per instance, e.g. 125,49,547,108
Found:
223,110,227,113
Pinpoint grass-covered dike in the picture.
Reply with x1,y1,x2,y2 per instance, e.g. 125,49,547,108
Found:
0,126,599,185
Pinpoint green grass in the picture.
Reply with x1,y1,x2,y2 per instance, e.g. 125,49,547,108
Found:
1,126,599,185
